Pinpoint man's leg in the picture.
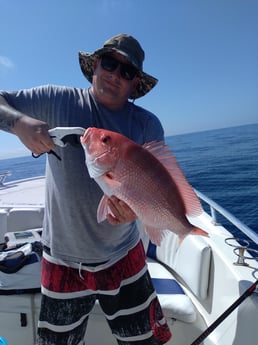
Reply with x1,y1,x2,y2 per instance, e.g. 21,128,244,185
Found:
98,241,172,344
36,251,96,345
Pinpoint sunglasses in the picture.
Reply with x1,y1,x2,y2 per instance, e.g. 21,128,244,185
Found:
100,54,138,81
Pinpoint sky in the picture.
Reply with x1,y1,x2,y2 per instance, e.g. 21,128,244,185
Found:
0,0,257,158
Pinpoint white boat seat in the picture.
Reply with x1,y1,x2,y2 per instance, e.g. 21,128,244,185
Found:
0,209,8,241
1,207,44,234
147,258,196,323
146,231,211,300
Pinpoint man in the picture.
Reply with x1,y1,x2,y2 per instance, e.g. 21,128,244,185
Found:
0,34,171,344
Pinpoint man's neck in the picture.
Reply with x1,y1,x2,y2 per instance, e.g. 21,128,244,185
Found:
90,87,127,111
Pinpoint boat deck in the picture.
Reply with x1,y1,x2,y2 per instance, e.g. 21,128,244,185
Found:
0,174,257,345
0,176,45,208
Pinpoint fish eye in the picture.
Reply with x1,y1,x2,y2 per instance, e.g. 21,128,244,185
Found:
102,135,111,144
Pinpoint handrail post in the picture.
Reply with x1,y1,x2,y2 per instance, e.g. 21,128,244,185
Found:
210,206,220,225
0,172,11,186
194,188,257,245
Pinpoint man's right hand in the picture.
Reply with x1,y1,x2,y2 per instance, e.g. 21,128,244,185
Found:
12,115,55,155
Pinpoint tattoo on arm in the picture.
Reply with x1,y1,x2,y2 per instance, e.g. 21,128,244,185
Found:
0,98,23,133
0,112,23,133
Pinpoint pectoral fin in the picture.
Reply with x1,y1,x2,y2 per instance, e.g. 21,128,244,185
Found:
97,195,113,223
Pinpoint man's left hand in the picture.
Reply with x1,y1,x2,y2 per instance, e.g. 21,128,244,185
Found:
106,196,137,225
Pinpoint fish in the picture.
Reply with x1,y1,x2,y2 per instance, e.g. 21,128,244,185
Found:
80,127,208,245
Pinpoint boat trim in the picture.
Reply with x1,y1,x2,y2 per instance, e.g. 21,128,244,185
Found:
195,188,258,245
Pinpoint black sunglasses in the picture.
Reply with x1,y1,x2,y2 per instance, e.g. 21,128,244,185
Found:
100,54,138,81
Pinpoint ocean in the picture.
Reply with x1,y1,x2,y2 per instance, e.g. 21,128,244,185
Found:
168,123,258,248
1,123,257,246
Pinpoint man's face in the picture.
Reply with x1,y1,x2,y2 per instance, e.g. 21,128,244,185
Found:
91,53,140,110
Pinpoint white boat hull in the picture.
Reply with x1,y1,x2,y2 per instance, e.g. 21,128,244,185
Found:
0,176,257,345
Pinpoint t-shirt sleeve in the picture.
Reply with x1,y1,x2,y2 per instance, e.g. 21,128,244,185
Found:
0,85,91,129
143,112,165,143
0,85,54,122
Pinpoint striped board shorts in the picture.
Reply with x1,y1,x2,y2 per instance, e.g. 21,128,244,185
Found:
36,240,172,345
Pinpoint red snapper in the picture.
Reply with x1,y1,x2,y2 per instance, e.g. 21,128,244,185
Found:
80,127,208,245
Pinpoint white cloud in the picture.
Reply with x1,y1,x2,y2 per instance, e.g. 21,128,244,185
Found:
0,55,14,70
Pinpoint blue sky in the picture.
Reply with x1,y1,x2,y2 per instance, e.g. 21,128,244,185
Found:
0,0,257,158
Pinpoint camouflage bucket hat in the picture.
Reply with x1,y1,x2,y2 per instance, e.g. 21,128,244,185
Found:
78,34,158,99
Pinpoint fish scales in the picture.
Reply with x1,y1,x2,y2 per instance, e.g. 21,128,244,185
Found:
81,127,208,245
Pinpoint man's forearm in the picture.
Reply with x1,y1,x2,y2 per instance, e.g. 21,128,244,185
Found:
0,95,23,133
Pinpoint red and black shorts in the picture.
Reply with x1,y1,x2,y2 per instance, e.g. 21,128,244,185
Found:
36,241,172,345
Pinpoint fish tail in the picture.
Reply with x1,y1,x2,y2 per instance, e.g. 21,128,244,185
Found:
178,227,209,247
178,234,186,247
191,227,209,237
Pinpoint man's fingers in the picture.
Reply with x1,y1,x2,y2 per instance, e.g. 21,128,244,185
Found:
106,196,136,225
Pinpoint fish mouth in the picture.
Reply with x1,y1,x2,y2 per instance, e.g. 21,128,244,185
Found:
85,150,111,179
84,147,110,163
82,127,114,165
82,128,111,160
92,150,110,161
83,127,91,142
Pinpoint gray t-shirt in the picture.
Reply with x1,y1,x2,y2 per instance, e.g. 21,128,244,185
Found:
0,85,164,265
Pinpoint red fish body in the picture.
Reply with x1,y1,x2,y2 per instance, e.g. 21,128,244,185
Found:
81,127,208,245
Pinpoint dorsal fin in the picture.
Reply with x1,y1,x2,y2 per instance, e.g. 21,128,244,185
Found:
143,141,203,217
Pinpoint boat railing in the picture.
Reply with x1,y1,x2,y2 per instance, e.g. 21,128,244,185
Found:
0,172,11,186
195,188,258,245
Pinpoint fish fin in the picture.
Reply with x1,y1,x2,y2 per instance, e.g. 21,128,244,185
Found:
103,172,121,189
190,227,209,237
145,225,166,246
97,195,113,223
178,235,185,247
143,141,203,217
177,227,208,248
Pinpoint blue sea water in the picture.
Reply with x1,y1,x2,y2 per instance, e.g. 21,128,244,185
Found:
1,123,257,242
166,123,258,247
